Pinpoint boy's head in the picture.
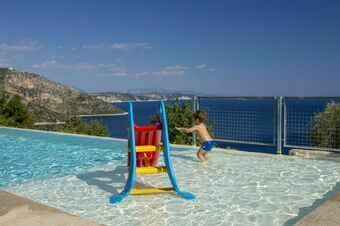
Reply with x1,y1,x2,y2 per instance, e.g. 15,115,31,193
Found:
192,111,206,124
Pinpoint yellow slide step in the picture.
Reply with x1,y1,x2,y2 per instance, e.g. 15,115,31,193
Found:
130,187,174,195
135,145,163,152
136,166,167,175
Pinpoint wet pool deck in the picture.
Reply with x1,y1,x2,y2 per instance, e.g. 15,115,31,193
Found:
295,191,340,226
0,190,103,226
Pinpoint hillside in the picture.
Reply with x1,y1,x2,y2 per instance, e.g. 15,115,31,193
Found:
0,68,123,121
92,91,193,103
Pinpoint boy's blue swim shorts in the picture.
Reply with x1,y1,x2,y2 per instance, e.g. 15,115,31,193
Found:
201,140,214,152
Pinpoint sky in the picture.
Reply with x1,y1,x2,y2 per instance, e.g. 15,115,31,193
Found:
0,0,339,96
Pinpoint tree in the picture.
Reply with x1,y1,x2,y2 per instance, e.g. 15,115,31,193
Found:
311,102,340,149
0,93,34,128
150,101,214,145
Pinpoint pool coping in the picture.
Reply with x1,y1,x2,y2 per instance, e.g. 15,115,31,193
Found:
294,191,340,226
0,189,104,226
0,126,128,142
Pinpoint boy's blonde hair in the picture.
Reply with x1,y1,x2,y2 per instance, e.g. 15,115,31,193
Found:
193,111,206,123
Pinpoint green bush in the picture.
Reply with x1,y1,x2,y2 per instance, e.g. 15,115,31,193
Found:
0,93,34,128
311,102,340,149
53,117,110,137
150,102,214,145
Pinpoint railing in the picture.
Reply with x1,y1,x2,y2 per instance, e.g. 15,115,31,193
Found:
195,96,340,153
197,96,278,146
283,97,340,152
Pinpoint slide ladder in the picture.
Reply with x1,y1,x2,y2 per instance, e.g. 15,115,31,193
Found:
109,100,195,204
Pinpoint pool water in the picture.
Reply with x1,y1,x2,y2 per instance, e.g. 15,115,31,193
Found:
1,128,339,226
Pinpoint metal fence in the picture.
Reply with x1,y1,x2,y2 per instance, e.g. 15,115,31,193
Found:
283,97,340,152
197,96,278,146
195,96,340,153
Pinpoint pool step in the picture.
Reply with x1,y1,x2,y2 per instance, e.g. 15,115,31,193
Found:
132,145,164,152
130,187,174,195
136,166,167,175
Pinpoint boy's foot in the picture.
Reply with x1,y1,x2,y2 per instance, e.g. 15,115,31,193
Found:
198,156,207,162
197,149,207,162
203,153,209,159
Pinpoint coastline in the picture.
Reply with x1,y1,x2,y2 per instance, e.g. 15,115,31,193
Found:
77,112,128,117
109,98,192,103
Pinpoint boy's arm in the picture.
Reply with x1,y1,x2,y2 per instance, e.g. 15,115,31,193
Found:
176,125,198,133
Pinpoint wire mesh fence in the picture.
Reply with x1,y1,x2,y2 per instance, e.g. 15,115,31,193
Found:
284,97,340,151
197,97,277,146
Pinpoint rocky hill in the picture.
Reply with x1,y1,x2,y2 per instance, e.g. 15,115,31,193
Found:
0,68,123,121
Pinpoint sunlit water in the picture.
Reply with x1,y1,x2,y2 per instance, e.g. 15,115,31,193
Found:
1,128,339,226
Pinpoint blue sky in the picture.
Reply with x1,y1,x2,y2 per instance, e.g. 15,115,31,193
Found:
0,0,339,95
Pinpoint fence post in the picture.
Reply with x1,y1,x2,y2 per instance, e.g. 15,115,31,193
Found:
277,96,283,154
192,96,198,146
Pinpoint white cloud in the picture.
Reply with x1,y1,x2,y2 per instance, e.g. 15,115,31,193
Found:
32,60,187,78
95,73,107,77
135,65,187,77
98,63,115,68
82,43,105,50
33,60,58,68
196,64,206,69
165,65,187,70
110,65,129,77
0,40,43,64
0,40,43,53
135,71,149,76
152,69,185,76
111,42,152,51
209,67,216,72
33,60,99,71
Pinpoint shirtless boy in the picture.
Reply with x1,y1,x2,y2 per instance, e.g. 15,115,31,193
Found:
176,111,214,162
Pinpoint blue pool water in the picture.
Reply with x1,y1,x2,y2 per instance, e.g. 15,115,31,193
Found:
1,127,339,226
0,128,128,187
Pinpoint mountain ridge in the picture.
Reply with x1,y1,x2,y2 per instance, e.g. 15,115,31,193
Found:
0,68,123,121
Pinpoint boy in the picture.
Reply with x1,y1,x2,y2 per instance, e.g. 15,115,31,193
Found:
176,111,214,162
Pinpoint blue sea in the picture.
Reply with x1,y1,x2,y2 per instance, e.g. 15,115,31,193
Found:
84,98,339,155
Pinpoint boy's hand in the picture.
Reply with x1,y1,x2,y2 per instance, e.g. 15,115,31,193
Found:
176,127,183,132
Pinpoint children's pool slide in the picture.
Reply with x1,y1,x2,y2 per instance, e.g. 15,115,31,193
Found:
109,100,195,204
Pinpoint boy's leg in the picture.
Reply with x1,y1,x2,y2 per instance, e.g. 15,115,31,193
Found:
197,149,207,162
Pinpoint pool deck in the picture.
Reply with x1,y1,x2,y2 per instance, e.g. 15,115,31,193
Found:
295,191,340,226
0,190,104,226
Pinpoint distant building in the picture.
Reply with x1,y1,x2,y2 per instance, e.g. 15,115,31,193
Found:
177,96,191,100
8,67,14,71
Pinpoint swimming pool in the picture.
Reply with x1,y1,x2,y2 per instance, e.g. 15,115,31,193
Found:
1,127,339,225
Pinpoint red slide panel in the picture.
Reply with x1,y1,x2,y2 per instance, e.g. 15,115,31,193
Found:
128,122,162,167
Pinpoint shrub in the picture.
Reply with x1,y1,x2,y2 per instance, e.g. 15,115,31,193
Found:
0,93,34,128
150,102,214,145
311,102,340,149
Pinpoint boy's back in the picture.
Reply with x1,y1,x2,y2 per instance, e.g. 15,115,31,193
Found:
196,123,213,142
